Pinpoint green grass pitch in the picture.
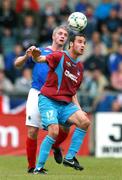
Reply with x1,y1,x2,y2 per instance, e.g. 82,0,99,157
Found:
0,156,122,180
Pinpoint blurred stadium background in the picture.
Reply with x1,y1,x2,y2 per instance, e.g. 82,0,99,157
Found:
0,0,122,164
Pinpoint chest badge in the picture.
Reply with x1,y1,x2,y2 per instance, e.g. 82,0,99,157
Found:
66,61,71,67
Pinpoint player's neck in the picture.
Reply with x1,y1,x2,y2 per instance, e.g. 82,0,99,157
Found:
68,49,79,60
50,44,63,51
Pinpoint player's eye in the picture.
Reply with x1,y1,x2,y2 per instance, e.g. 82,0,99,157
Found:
78,40,82,43
83,41,86,45
58,32,62,35
78,40,86,45
64,33,68,37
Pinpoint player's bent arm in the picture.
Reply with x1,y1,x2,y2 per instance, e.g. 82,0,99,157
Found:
14,45,36,68
14,54,29,68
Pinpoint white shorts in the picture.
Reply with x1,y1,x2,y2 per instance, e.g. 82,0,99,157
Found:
26,88,42,128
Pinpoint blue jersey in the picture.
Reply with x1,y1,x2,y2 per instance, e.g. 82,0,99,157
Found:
26,47,53,90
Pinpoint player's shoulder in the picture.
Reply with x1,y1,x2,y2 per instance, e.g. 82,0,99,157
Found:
52,50,64,57
54,50,64,54
39,47,53,54
62,50,68,55
77,60,84,70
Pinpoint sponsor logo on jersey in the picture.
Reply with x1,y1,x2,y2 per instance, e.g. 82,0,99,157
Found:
66,61,71,67
64,70,78,83
77,70,80,76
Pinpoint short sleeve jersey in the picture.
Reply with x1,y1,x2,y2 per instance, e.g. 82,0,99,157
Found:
26,47,53,90
41,51,84,103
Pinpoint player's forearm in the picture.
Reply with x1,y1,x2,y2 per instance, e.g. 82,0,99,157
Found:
72,94,82,110
14,54,28,68
33,56,46,63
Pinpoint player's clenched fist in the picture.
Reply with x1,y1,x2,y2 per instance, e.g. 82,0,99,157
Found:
32,48,41,59
26,46,37,57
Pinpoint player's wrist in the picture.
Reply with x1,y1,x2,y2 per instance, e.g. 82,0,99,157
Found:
33,56,40,62
24,54,29,60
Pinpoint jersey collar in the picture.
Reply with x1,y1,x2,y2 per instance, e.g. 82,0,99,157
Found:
64,51,81,64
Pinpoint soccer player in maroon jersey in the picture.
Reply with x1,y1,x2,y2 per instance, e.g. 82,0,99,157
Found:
32,32,91,174
14,26,70,173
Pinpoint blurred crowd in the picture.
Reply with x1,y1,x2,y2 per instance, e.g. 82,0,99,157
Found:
0,0,122,112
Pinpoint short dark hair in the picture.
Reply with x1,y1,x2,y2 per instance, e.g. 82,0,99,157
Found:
69,31,86,43
68,31,86,48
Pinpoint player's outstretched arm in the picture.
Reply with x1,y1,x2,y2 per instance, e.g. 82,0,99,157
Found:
14,46,36,68
32,48,46,63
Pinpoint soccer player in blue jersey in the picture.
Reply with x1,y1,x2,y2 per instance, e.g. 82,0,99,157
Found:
32,32,91,174
14,25,69,173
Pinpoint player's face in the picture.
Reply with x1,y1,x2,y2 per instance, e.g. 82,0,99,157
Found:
53,28,68,46
73,36,86,55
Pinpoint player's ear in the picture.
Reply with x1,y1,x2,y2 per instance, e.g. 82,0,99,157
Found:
70,42,73,47
52,33,55,41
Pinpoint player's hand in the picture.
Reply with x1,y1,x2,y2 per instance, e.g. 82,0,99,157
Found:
32,48,41,59
80,110,88,120
26,46,36,57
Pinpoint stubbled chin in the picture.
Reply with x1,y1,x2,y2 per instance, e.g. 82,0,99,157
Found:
78,51,84,55
59,43,64,46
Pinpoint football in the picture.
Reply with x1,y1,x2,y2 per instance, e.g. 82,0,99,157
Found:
68,12,87,31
